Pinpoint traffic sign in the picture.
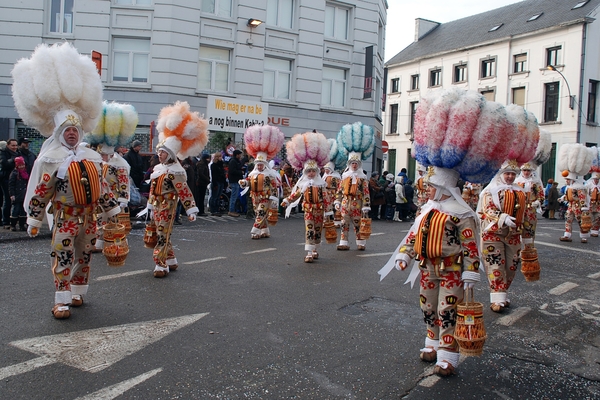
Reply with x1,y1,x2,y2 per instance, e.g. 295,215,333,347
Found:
382,140,389,153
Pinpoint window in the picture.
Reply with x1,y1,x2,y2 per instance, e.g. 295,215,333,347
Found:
115,0,152,5
453,64,467,83
546,46,561,67
112,38,150,83
377,21,384,56
409,101,419,133
527,13,543,21
514,54,527,73
263,57,292,100
588,80,598,123
50,0,74,34
201,0,232,17
321,67,346,107
266,0,293,29
544,82,560,122
429,68,441,87
390,78,400,93
481,57,496,78
410,74,419,90
325,4,349,41
389,104,398,134
480,89,495,101
488,23,503,32
197,46,231,92
512,87,526,108
572,1,589,9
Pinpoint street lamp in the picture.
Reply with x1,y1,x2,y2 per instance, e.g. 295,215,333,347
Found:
547,65,575,109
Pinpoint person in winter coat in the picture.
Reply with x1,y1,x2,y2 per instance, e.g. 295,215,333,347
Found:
369,172,384,220
195,153,211,216
123,140,145,188
209,152,227,216
0,138,19,228
394,176,406,221
384,173,396,221
547,181,560,219
8,156,29,231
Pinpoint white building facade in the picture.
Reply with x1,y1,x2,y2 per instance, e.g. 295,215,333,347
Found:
0,0,387,170
383,0,600,184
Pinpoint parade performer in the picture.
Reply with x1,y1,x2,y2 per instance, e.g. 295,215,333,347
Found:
140,102,206,277
85,101,138,251
587,150,600,237
557,143,595,243
323,138,343,226
514,130,552,248
414,163,428,213
334,122,374,251
478,104,540,312
461,182,482,211
12,42,120,319
379,88,525,376
281,131,331,262
239,125,284,240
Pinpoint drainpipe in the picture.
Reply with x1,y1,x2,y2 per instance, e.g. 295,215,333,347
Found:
577,22,587,143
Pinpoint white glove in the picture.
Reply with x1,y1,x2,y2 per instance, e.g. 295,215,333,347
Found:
463,280,476,289
334,203,341,211
530,200,540,208
362,207,371,214
120,202,128,209
504,216,516,228
271,200,279,209
27,225,38,238
395,260,407,271
188,213,196,222
281,199,289,207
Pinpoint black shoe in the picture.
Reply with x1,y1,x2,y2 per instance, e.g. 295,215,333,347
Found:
174,219,182,225
198,213,208,217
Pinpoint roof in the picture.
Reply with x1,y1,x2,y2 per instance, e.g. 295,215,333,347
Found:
386,0,600,66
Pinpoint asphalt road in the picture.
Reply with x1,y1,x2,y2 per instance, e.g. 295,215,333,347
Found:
0,214,599,399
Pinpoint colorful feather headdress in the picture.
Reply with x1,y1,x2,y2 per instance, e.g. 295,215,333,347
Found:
85,101,138,154
244,125,285,164
558,143,596,180
335,122,375,165
286,131,330,172
590,147,600,178
521,129,552,170
156,101,209,160
11,42,103,138
413,88,538,184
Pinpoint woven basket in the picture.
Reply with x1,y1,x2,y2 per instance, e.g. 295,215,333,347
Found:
267,208,278,226
359,217,372,240
455,289,486,356
143,223,158,248
324,220,337,244
521,247,540,282
103,242,129,267
117,210,131,234
103,222,126,242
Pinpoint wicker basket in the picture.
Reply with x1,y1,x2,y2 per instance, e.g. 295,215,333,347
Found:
267,208,278,226
521,247,540,282
117,210,132,234
143,223,158,248
455,289,486,356
581,211,592,233
324,220,337,244
103,241,129,267
103,222,126,242
359,217,372,240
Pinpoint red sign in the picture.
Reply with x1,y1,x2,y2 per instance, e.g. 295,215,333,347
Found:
381,140,389,153
91,51,102,76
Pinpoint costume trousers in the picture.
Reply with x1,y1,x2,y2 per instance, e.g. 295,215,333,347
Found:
565,208,586,238
340,213,362,243
251,195,270,235
591,209,600,234
153,199,177,268
420,265,463,352
51,214,96,302
304,206,324,250
482,232,521,299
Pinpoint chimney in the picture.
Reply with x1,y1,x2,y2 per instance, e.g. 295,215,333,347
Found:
415,18,440,42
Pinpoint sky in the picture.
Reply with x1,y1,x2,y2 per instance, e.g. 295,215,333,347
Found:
384,0,524,62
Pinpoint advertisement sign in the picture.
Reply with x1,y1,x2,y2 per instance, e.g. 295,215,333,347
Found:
206,95,269,134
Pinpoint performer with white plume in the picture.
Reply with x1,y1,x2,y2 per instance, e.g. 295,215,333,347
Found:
478,104,540,313
322,138,342,227
334,122,374,251
514,130,551,249
281,131,332,263
379,88,525,376
85,101,138,251
141,101,206,277
12,42,120,319
239,125,284,240
586,148,600,237
557,143,596,243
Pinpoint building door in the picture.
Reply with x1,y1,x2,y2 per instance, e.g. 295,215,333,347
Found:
388,149,396,175
407,148,416,182
541,143,556,183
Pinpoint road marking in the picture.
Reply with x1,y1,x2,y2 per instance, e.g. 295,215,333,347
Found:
419,355,466,387
357,252,393,258
370,232,385,236
183,256,227,265
588,271,600,279
74,368,163,400
548,282,579,295
96,270,147,281
495,307,531,326
243,248,277,254
536,240,600,256
3,313,208,379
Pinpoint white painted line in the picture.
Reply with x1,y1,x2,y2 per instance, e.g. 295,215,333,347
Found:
96,270,147,281
0,356,55,380
548,282,579,295
8,313,209,376
357,252,393,258
243,248,277,254
536,240,600,256
74,368,163,400
588,271,600,279
183,256,226,265
495,307,531,326
370,232,385,236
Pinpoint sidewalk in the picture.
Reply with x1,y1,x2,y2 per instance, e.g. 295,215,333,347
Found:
0,224,52,243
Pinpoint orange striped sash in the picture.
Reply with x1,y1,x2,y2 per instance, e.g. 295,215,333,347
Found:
68,160,100,205
414,210,447,259
592,188,600,202
153,174,166,196
342,177,358,196
250,175,265,192
303,187,320,203
504,190,526,225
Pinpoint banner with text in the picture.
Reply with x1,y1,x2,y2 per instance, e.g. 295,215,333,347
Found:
206,95,269,134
